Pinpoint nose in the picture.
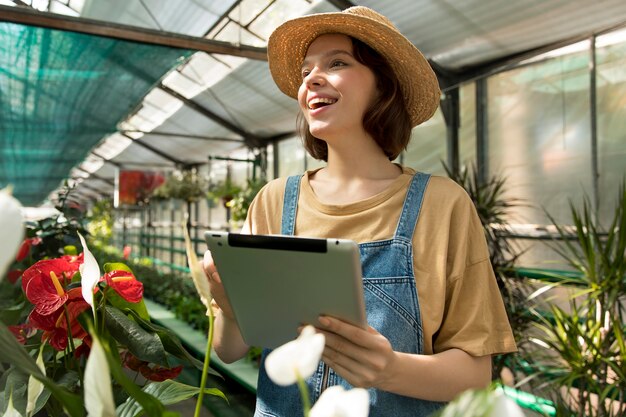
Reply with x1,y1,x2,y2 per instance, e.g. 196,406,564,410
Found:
303,67,325,89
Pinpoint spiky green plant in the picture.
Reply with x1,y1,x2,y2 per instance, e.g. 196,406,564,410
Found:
524,182,625,417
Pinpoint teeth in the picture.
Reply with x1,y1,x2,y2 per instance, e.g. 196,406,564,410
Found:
308,97,337,109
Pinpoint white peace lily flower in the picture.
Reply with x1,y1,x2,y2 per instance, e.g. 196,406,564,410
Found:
309,386,370,417
0,187,24,279
265,325,325,386
25,346,46,417
488,390,525,417
84,335,116,417
182,221,212,314
78,232,101,318
2,390,23,417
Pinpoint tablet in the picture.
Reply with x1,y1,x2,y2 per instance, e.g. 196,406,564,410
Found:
204,231,366,348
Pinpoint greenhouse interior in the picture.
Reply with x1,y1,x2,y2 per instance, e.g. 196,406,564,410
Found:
0,0,625,416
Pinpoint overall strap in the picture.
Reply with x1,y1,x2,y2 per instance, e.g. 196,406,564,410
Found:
395,172,431,241
281,175,302,235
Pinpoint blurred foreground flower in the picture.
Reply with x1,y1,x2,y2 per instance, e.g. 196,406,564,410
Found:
0,187,24,278
309,385,369,417
434,385,525,417
265,325,325,386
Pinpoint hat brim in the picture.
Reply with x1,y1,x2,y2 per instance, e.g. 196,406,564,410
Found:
267,11,440,127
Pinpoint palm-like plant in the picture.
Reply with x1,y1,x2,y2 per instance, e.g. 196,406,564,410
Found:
524,182,625,417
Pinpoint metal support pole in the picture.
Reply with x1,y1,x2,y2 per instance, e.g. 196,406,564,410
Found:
476,78,489,185
589,35,600,217
441,88,460,176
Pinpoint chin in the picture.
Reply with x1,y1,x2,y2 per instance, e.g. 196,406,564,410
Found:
308,123,337,139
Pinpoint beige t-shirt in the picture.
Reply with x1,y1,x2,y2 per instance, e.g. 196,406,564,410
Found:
244,166,517,357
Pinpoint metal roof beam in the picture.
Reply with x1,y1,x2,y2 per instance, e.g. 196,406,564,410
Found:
325,0,355,10
159,84,264,149
122,133,186,166
121,130,245,143
74,167,115,186
0,5,268,61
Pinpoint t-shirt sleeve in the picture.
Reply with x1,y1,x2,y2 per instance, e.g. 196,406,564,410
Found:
434,259,518,356
432,192,517,357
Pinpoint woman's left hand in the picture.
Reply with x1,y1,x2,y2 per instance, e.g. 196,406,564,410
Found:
315,316,397,389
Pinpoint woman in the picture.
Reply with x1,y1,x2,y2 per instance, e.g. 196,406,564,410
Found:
204,6,517,417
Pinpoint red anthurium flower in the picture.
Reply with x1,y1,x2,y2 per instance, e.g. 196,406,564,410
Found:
8,323,36,344
28,288,89,351
23,257,88,315
122,351,145,372
7,269,23,284
61,252,84,267
22,257,83,294
122,351,182,381
104,270,143,303
15,237,42,262
25,269,71,315
139,363,183,382
74,335,92,359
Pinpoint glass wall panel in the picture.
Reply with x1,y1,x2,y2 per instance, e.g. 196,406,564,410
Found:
278,136,306,177
403,109,447,175
488,51,592,226
596,29,626,228
306,153,326,172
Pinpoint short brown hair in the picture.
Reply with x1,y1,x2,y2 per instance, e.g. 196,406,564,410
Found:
297,37,413,162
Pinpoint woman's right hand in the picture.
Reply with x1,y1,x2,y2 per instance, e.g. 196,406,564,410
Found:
203,250,235,319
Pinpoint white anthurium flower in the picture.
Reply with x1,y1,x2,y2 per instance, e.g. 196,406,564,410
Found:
265,325,325,386
84,334,116,417
488,390,525,417
78,232,100,318
309,386,370,417
2,390,23,417
0,187,24,279
25,346,46,417
182,220,212,314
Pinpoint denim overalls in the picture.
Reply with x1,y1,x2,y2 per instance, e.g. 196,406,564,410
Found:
254,172,444,417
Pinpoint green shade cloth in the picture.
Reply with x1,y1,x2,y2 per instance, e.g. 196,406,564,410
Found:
0,22,193,206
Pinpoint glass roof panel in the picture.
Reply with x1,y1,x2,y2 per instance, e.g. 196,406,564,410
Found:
229,0,273,27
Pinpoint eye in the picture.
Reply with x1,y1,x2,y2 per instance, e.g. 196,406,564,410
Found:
301,68,311,79
330,60,347,69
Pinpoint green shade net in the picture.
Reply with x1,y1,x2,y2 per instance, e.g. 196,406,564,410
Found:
0,22,193,206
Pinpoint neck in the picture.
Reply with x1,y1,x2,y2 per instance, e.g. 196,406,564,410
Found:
321,131,400,180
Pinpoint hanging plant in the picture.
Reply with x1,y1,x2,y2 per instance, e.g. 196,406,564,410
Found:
150,170,207,203
229,178,267,222
206,179,242,208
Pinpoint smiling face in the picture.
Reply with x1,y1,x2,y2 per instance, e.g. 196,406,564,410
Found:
297,34,378,141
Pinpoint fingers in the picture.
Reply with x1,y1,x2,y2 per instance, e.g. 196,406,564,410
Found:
202,250,221,283
316,316,395,389
317,316,378,349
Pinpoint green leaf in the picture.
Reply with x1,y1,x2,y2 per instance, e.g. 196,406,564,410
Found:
124,309,211,373
116,379,226,417
0,322,85,417
106,289,150,322
104,306,170,367
97,332,170,417
104,262,134,274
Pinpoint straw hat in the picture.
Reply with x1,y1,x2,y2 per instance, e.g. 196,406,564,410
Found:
267,6,440,127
